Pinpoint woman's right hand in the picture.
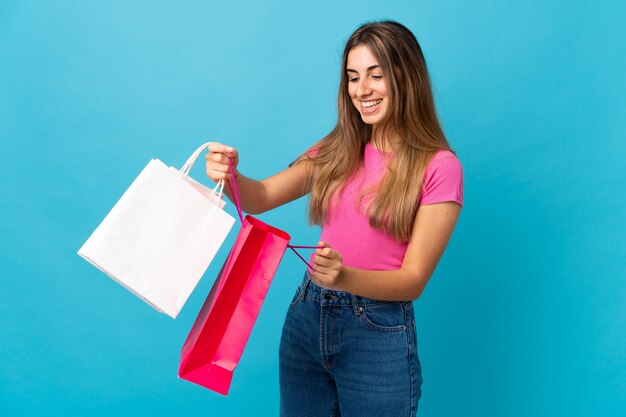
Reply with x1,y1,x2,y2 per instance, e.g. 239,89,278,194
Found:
205,142,239,183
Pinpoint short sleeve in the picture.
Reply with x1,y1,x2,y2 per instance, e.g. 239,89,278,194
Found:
290,145,319,167
419,151,464,207
307,147,319,158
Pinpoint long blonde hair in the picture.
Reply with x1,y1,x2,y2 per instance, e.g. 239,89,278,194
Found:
296,21,453,242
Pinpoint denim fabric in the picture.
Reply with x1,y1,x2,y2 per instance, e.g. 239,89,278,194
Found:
279,271,422,417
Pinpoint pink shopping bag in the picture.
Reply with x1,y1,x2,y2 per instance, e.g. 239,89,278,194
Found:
178,158,319,395
178,214,290,395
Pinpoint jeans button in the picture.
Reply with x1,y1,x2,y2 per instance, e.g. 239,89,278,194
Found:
324,293,332,300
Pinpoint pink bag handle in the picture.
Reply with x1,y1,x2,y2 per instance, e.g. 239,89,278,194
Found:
226,158,323,271
225,158,244,224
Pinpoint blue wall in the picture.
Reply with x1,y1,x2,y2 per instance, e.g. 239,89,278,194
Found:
1,1,624,416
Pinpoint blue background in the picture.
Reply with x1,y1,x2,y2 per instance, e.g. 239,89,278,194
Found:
1,1,624,416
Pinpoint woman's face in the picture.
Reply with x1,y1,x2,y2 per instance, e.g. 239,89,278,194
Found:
346,44,389,127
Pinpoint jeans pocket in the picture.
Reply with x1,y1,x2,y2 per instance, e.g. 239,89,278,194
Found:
359,303,406,333
289,286,302,308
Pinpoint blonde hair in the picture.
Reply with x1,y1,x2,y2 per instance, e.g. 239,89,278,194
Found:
296,20,453,242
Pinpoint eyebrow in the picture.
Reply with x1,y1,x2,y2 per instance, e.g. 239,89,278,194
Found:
346,64,381,73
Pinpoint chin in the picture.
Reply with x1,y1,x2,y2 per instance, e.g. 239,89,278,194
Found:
360,115,384,125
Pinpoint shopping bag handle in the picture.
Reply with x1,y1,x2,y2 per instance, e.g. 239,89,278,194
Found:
287,245,325,271
226,158,324,271
178,142,225,207
179,142,214,179
208,180,225,206
226,158,245,224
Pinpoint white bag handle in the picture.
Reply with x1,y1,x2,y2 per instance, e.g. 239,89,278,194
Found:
208,179,225,203
178,142,225,206
179,142,215,178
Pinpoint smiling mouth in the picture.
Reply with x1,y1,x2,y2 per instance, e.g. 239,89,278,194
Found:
362,99,382,109
359,99,383,114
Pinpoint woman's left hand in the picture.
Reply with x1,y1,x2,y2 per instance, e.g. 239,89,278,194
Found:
310,241,344,290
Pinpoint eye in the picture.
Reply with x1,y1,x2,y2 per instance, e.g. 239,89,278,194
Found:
372,74,383,80
348,77,359,83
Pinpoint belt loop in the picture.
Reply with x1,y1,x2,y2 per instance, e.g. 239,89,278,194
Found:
351,293,362,315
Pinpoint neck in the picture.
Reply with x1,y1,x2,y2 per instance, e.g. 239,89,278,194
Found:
370,124,399,152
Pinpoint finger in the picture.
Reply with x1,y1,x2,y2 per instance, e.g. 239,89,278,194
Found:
312,268,332,283
314,252,340,265
315,248,335,258
206,171,231,181
314,255,337,270
316,241,333,254
207,142,232,154
207,143,238,161
309,269,328,284
207,162,229,173
309,269,320,282
225,148,239,159
205,151,223,162
210,152,229,164
313,263,332,275
313,256,327,268
311,262,325,273
205,161,233,180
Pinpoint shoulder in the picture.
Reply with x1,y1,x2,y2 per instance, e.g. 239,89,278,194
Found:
424,150,462,178
429,149,461,165
420,149,464,207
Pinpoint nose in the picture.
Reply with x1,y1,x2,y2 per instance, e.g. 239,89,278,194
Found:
356,78,372,98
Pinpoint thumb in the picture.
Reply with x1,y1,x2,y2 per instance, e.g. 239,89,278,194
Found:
225,147,239,160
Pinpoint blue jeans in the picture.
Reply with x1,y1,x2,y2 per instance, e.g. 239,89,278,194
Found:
279,271,422,417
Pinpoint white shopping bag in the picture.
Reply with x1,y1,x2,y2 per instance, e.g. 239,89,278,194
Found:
78,142,235,318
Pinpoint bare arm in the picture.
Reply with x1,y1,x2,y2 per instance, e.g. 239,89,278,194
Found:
311,201,462,301
205,142,313,214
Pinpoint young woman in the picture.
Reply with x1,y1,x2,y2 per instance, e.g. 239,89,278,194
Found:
205,20,463,417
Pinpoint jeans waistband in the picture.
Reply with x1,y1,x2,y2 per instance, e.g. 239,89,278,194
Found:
299,270,413,309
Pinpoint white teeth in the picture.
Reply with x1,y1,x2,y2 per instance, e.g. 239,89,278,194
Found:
362,99,382,108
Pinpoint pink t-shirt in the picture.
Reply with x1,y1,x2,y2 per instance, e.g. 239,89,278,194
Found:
310,143,463,271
